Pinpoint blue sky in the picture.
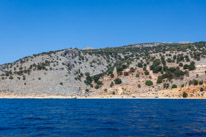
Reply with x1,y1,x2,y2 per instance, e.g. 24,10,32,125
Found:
0,0,206,64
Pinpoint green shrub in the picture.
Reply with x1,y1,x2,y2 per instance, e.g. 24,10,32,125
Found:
95,84,100,89
136,73,140,77
153,66,162,73
96,81,103,86
93,75,101,83
5,72,10,76
150,59,162,73
110,82,114,87
137,63,143,68
110,74,114,78
200,88,204,92
122,64,128,69
157,77,162,84
183,92,188,98
179,63,183,67
174,69,185,78
183,64,189,69
163,83,169,89
124,72,129,76
94,81,103,89
184,62,196,70
117,71,122,75
114,78,122,84
172,84,177,88
117,64,128,75
144,70,149,75
199,81,203,85
23,75,26,80
85,72,90,77
161,72,173,80
130,67,135,73
145,80,153,86
193,79,198,85
167,58,172,63
84,76,93,86
9,76,14,80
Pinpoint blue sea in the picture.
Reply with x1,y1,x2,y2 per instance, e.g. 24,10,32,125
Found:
0,99,206,137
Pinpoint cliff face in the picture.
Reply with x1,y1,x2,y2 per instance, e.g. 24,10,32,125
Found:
1,42,206,98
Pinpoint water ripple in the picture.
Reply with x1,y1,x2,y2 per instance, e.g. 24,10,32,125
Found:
0,99,206,136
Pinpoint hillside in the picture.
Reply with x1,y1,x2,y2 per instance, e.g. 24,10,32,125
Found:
1,42,206,98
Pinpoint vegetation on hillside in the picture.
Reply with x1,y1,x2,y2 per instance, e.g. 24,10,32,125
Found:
1,41,206,97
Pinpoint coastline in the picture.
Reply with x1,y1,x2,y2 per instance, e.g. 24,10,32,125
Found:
0,94,206,99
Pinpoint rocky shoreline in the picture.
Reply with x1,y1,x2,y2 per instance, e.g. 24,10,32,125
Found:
0,94,205,99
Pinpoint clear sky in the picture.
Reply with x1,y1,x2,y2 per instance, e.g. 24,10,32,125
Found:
0,0,206,64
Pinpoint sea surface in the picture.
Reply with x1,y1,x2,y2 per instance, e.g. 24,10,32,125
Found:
0,99,206,137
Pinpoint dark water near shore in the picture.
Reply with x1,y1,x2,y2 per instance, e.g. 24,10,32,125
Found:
0,99,206,137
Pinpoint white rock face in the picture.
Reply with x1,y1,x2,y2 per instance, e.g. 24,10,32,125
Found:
0,48,113,96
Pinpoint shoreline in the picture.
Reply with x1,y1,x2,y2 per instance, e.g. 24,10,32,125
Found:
0,95,206,99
